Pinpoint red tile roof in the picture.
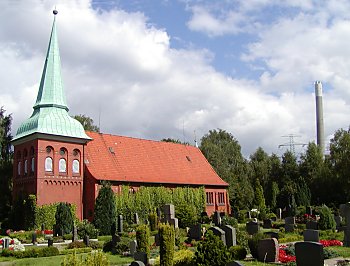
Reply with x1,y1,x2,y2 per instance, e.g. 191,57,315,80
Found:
85,132,228,187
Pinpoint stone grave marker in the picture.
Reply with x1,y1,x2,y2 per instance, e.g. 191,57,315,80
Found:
155,233,160,246
163,204,175,221
130,262,145,266
83,235,90,246
209,226,226,245
32,231,37,244
264,231,279,239
169,218,178,228
285,224,294,233
4,238,10,249
246,221,259,235
340,204,346,217
134,213,139,225
343,202,350,246
134,251,148,265
276,208,282,220
220,225,236,247
72,226,78,242
118,215,123,233
213,211,221,226
188,224,202,241
41,223,45,234
303,229,319,242
129,240,137,256
306,206,313,215
306,221,318,230
335,215,342,230
48,238,53,247
285,216,295,225
247,211,251,219
263,219,272,229
257,238,279,263
295,241,324,266
156,208,161,220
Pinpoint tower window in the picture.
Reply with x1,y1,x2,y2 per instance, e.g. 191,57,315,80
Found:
24,160,28,175
31,157,35,173
45,157,53,172
59,158,67,173
17,161,21,176
72,159,80,174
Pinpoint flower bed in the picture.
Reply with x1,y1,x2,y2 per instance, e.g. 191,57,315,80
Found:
320,239,343,247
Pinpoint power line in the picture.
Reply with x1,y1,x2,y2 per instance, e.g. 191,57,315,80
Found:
278,134,307,155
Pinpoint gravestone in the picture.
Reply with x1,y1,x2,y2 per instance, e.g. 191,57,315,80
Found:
306,221,318,230
41,223,45,234
129,240,137,256
306,206,313,215
264,231,279,239
342,202,350,246
285,216,295,225
134,213,140,225
295,241,324,266
285,224,294,233
340,204,346,217
220,225,236,247
111,221,117,236
257,238,279,262
83,235,90,246
118,215,123,233
4,238,10,249
32,231,37,244
213,211,221,226
246,211,251,219
188,224,202,241
156,208,161,220
276,208,282,220
134,251,148,265
48,238,53,247
335,215,342,229
72,226,78,242
209,227,226,245
163,204,175,221
130,261,145,266
246,221,259,235
303,229,319,242
155,233,160,246
263,219,272,229
169,218,179,228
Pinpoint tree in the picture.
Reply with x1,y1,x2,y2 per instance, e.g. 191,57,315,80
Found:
73,114,100,132
265,181,279,210
249,147,270,191
55,202,74,235
299,142,324,185
93,182,117,235
0,107,13,223
252,178,266,211
200,129,253,210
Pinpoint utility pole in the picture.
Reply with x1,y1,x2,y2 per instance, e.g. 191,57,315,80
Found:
278,134,306,155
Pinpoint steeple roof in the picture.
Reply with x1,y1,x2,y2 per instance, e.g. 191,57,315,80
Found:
13,11,91,142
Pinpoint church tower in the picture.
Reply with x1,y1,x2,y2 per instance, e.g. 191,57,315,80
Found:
12,10,91,220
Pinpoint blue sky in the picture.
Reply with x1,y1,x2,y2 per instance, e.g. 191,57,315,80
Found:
2,0,350,156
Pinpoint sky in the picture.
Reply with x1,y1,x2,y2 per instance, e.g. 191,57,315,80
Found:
2,0,350,157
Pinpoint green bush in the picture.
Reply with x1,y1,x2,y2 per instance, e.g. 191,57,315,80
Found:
318,205,336,230
89,241,104,249
103,236,130,255
159,223,175,266
77,219,99,239
55,202,74,235
59,247,92,255
176,203,198,228
68,241,86,249
195,230,231,266
41,246,59,257
236,229,249,254
136,224,150,258
63,233,73,240
61,250,109,266
324,248,340,259
149,211,158,231
248,232,265,259
229,245,247,260
97,235,112,242
221,216,238,227
237,210,248,223
154,249,195,266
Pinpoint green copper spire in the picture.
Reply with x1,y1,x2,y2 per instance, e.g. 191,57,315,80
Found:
13,11,91,142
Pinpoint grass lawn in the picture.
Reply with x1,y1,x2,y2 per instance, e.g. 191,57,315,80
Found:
327,246,350,258
0,253,133,266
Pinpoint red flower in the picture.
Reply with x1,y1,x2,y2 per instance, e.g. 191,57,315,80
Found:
10,239,14,245
279,249,296,263
320,239,343,247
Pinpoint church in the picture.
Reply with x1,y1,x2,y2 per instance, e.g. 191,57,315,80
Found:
12,11,230,220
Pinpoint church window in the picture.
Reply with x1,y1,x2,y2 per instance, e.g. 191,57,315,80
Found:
206,192,214,205
72,159,80,174
60,148,66,156
218,192,225,205
59,158,67,173
17,161,21,176
45,157,53,172
24,160,28,175
46,147,52,153
31,157,35,172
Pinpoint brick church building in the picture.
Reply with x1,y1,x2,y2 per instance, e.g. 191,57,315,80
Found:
12,11,230,220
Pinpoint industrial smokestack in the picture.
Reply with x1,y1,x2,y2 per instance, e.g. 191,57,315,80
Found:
315,81,325,154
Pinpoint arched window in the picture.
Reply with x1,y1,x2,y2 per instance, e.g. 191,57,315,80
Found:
45,157,53,172
31,157,35,172
72,159,80,174
17,161,21,176
24,160,28,175
59,158,67,173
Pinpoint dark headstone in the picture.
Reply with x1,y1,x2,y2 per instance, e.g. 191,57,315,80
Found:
41,223,45,234
342,202,350,246
155,233,160,246
111,221,117,236
163,204,175,221
213,211,221,226
48,238,53,247
83,235,90,246
129,240,137,256
285,216,295,224
169,218,178,228
188,224,202,241
303,229,319,242
209,226,226,245
134,213,140,225
130,261,145,266
263,219,272,229
306,206,313,215
257,238,279,262
246,211,251,219
72,226,78,242
32,232,37,244
306,221,318,230
246,221,259,235
295,241,324,266
285,224,294,233
264,231,279,239
220,225,236,247
112,234,121,245
4,238,10,249
134,251,148,265
118,215,123,233
156,208,161,220
334,215,342,229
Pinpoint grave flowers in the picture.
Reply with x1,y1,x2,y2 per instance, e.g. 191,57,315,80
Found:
279,245,296,263
1,237,25,251
320,239,343,247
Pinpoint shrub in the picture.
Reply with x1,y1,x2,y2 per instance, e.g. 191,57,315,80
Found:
93,182,117,235
89,241,104,249
237,210,248,223
103,237,130,255
136,224,150,258
61,250,109,266
159,223,175,266
55,202,74,235
221,216,238,228
41,246,59,257
195,230,230,266
318,205,336,230
63,233,73,240
248,232,265,259
323,248,339,259
236,229,249,254
68,241,86,249
149,211,158,231
77,219,99,239
229,245,247,260
176,203,198,228
154,249,195,266
59,247,92,255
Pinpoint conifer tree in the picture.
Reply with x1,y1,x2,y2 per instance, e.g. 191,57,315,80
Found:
55,202,74,235
93,182,117,235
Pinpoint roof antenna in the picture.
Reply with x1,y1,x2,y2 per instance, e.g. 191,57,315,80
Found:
194,130,198,148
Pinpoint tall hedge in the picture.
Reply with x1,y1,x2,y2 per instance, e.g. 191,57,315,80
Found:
93,182,117,235
318,204,336,230
55,202,74,235
159,223,175,266
136,224,150,259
